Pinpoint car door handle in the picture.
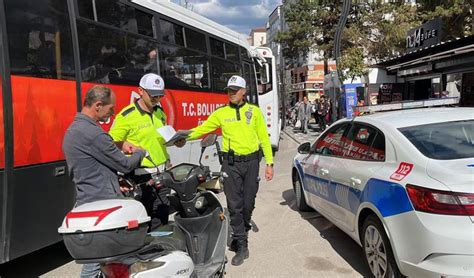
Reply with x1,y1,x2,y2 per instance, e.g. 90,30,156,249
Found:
319,168,329,175
350,177,361,186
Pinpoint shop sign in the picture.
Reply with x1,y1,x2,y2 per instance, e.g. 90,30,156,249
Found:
313,83,323,89
292,83,305,91
406,18,442,51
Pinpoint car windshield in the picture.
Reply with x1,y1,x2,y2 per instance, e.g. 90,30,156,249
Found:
399,120,474,160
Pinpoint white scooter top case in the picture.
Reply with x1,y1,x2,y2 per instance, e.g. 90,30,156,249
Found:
58,199,150,233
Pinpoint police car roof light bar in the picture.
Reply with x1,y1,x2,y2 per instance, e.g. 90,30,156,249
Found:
353,97,459,116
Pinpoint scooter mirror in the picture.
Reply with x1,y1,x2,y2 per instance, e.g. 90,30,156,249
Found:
200,134,218,148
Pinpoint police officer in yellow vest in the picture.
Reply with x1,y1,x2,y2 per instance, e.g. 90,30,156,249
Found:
188,75,274,266
110,73,185,226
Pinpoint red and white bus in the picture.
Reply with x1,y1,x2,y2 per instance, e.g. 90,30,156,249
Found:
0,0,279,263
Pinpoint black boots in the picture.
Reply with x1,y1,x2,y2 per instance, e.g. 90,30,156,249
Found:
231,240,249,266
229,239,238,252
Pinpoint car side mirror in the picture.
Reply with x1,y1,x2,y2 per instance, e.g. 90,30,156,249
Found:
297,142,311,154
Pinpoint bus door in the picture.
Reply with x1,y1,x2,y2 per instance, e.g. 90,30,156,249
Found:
0,0,7,263
255,56,280,151
2,0,76,263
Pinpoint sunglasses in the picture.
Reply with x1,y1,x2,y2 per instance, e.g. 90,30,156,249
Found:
141,88,161,98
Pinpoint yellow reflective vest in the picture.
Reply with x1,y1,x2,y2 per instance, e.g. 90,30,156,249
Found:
110,102,168,167
188,102,273,165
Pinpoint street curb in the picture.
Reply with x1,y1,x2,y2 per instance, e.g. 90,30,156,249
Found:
282,129,301,145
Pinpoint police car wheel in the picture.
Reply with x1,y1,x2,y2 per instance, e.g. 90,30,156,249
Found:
294,176,311,212
362,215,403,278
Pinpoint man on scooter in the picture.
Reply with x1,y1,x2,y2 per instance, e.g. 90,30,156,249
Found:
187,75,274,266
63,86,146,277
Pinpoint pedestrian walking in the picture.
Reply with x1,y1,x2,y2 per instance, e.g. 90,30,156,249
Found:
312,99,319,127
63,85,146,278
109,73,185,228
317,95,330,131
187,75,274,266
297,96,312,134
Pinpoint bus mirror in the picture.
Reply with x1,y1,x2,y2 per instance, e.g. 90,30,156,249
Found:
260,63,270,85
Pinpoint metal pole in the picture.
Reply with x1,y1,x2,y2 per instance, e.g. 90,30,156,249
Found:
332,0,351,122
331,72,337,123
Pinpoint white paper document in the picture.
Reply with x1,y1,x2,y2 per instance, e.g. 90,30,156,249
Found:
157,125,191,146
157,125,176,142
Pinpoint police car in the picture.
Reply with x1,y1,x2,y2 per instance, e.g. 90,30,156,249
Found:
292,107,474,278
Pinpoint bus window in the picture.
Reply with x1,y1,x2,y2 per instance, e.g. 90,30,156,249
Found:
210,38,225,58
160,45,210,91
134,10,154,37
5,0,75,80
242,63,252,91
225,43,239,62
77,21,158,85
185,28,207,54
159,19,185,46
211,58,240,92
240,46,250,60
77,0,154,37
249,64,258,103
0,54,4,169
77,0,94,20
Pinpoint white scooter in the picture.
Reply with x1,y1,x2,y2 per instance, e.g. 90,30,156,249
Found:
59,134,229,277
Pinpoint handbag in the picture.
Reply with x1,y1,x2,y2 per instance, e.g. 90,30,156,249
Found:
295,120,301,128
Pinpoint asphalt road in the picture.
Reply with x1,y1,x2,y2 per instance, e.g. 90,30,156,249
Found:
0,131,370,278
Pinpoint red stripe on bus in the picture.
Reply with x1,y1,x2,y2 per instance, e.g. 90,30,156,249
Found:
11,76,76,167
10,77,226,167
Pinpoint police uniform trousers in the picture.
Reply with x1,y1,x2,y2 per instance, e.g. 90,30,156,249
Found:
222,155,260,241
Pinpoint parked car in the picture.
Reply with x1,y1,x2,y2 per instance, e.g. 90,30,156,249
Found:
292,107,474,278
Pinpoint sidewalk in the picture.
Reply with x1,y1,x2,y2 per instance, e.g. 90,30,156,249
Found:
283,122,322,145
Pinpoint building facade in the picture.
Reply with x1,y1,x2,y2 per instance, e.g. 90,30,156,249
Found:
248,27,267,47
376,19,474,107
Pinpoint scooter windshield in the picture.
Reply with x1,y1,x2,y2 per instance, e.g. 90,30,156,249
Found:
167,164,198,182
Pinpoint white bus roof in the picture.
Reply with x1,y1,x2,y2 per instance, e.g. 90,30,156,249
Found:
132,0,251,49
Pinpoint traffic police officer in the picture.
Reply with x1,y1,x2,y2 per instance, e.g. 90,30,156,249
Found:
110,73,184,227
188,75,274,266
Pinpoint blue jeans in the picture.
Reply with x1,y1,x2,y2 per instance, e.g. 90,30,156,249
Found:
81,263,101,278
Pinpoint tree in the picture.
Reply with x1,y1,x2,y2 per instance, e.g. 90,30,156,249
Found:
338,47,368,83
276,0,472,83
276,0,341,73
275,0,320,64
418,0,472,38
333,2,416,82
350,2,420,62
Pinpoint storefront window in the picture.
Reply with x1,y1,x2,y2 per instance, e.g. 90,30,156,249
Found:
444,73,462,99
431,77,441,98
461,72,474,107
